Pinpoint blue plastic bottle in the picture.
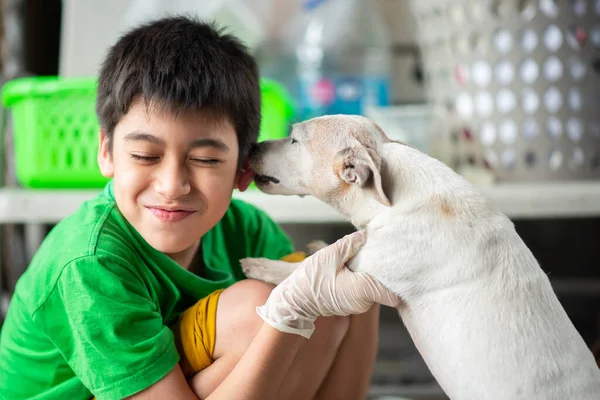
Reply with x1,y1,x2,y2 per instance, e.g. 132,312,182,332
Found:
257,0,392,122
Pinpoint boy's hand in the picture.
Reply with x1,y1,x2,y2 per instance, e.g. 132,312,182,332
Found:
256,231,400,339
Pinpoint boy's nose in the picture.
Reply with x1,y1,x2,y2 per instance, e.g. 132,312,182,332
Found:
154,162,191,199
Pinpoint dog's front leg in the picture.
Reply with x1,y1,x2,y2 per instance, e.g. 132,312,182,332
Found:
241,240,330,285
240,257,301,285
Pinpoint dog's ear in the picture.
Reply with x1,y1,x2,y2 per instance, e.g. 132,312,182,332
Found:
335,146,391,206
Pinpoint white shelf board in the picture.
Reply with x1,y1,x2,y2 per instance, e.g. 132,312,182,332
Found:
475,181,600,219
0,188,342,224
0,181,599,224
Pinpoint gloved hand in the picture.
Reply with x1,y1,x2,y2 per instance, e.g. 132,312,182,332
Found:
256,230,400,339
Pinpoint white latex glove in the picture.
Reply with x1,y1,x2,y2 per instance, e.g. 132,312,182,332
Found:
257,230,400,339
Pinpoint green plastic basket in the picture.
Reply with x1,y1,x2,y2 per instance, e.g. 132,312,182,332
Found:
1,76,295,189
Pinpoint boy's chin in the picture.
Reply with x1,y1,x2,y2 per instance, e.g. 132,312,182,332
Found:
145,234,200,263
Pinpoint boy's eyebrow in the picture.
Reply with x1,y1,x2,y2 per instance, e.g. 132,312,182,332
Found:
189,138,229,152
124,132,164,145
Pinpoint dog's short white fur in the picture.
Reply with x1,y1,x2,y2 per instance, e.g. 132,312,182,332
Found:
240,114,600,399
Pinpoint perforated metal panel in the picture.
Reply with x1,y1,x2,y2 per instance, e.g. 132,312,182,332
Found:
409,0,600,181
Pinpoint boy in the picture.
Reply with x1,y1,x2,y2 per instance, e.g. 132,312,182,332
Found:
0,16,387,400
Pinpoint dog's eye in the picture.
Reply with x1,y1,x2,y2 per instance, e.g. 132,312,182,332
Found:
290,138,298,144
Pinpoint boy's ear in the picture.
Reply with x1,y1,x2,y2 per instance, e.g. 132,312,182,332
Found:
97,129,114,178
234,160,254,192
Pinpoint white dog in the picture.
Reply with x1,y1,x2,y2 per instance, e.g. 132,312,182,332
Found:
240,114,600,400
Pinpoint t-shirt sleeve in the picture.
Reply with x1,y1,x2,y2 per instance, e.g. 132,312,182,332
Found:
33,256,179,400
246,206,295,260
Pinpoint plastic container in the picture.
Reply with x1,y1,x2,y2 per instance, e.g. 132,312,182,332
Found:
259,78,296,141
1,76,295,188
256,0,392,121
408,0,600,182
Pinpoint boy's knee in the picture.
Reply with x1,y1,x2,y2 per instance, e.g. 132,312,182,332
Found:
213,279,275,358
214,280,351,362
230,278,274,306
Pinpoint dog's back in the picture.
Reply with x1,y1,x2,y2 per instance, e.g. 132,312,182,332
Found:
349,143,600,399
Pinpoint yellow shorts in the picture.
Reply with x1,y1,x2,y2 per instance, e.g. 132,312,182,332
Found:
172,251,308,377
172,288,224,378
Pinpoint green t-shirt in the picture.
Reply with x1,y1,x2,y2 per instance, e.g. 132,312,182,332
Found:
0,181,294,400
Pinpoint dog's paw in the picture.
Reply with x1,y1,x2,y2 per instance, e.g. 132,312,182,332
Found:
307,240,329,255
240,257,295,285
240,257,271,280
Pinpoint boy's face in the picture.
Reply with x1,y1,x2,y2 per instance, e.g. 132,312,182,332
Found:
98,98,249,263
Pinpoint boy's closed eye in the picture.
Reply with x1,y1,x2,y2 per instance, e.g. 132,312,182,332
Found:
189,157,223,166
130,153,160,163
129,153,224,166
125,132,230,167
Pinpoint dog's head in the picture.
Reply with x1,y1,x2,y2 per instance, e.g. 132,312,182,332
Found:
248,114,392,209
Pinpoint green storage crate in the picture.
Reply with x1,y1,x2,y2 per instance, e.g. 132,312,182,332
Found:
1,76,295,189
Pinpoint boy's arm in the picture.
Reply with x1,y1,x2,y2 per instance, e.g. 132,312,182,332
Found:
129,323,303,400
126,364,196,400
38,256,302,400
132,230,383,400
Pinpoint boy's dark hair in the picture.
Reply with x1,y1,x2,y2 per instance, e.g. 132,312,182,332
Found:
96,15,261,167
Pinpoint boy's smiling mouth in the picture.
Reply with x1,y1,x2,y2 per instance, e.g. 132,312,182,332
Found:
145,206,196,222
